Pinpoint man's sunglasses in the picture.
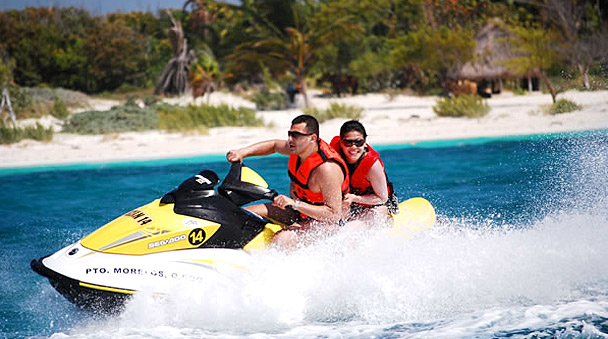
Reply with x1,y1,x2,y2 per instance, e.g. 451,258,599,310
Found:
288,131,314,138
342,139,365,147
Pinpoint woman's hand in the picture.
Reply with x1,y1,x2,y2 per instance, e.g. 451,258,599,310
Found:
343,193,359,206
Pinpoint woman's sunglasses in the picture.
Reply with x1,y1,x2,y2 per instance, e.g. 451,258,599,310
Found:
342,138,365,147
288,131,314,138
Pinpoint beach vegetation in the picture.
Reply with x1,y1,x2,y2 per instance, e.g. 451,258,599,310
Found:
155,10,197,96
0,7,164,94
62,105,159,135
546,98,582,115
50,97,70,120
433,95,490,118
303,102,363,123
189,47,219,102
251,90,289,111
157,103,262,133
0,1,606,103
9,87,88,119
0,121,54,144
522,0,608,91
7,85,33,117
390,26,477,94
143,95,162,107
0,122,21,144
512,87,527,96
227,0,362,106
504,24,568,104
62,99,262,135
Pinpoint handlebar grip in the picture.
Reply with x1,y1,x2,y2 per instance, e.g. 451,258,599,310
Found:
266,189,279,200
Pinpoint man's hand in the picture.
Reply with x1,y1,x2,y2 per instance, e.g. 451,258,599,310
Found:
226,149,244,163
273,194,295,210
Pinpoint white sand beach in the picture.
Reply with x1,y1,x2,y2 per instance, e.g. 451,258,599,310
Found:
1,90,607,168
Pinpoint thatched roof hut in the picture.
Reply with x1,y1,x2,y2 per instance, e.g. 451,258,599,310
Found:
459,20,521,83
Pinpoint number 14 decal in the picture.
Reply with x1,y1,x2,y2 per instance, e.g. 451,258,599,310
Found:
188,228,206,246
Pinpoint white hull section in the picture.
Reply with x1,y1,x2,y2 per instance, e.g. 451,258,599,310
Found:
41,242,253,295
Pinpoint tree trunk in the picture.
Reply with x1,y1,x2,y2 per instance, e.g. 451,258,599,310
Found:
539,71,557,104
297,77,309,107
154,10,195,96
578,63,590,90
1,84,16,125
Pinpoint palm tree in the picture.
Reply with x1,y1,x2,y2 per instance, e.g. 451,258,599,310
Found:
228,1,359,106
190,47,219,103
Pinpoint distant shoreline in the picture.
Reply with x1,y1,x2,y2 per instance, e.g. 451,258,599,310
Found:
1,89,607,173
2,128,606,177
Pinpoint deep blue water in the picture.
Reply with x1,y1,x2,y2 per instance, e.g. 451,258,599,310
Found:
1,131,607,339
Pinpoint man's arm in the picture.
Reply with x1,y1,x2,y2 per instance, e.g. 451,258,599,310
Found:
227,139,290,162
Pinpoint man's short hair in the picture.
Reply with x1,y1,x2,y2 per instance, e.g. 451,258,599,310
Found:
292,114,319,136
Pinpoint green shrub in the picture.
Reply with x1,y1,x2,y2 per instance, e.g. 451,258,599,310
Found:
8,85,34,118
143,95,161,107
124,95,139,107
157,103,262,133
156,105,193,132
303,102,364,123
547,98,582,114
251,91,289,110
50,96,70,120
63,104,159,134
25,87,89,108
23,122,54,141
0,122,53,144
512,87,527,96
115,83,141,94
0,122,22,144
12,87,88,119
433,94,490,118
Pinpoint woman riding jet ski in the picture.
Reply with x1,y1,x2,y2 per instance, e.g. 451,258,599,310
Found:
31,162,435,313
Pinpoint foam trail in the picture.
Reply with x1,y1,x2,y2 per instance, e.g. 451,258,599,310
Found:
58,207,605,339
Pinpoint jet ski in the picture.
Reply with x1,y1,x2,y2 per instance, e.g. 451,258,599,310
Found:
31,162,435,313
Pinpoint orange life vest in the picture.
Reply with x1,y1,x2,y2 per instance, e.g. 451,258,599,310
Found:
288,139,349,205
330,135,388,198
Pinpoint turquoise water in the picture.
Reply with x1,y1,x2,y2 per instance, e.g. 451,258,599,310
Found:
1,130,607,338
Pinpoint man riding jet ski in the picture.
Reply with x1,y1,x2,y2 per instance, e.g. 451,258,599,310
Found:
31,162,435,313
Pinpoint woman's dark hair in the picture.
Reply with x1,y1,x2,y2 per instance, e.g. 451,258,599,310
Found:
340,120,367,139
292,114,319,136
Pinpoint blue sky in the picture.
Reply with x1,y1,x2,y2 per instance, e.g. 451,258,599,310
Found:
0,0,237,15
